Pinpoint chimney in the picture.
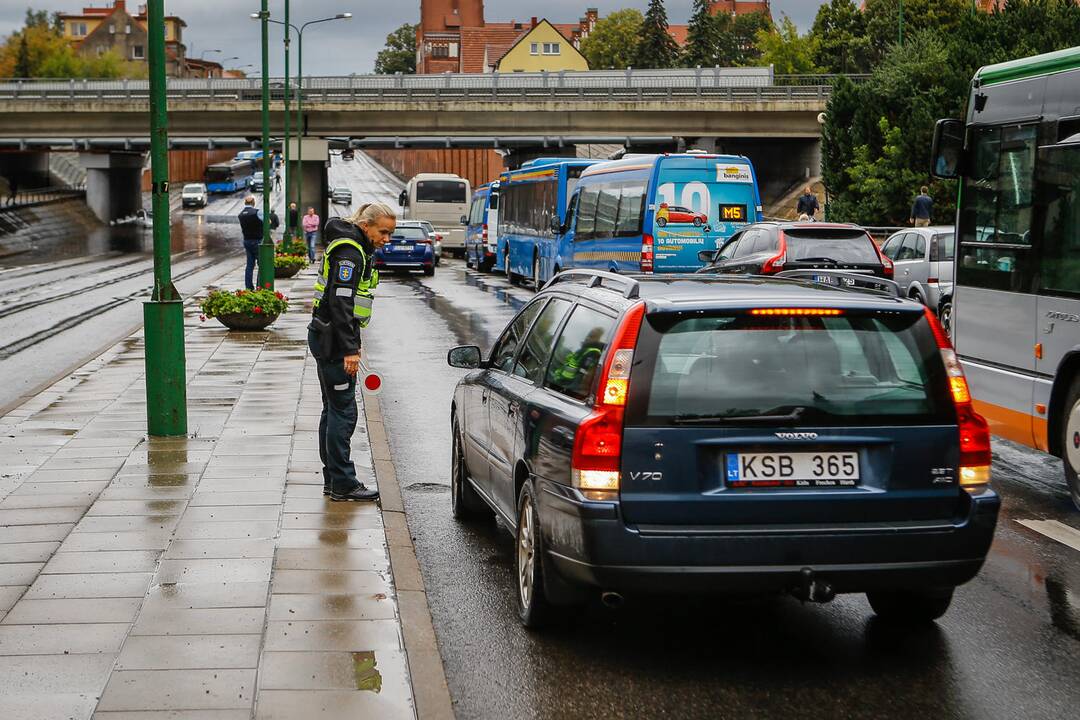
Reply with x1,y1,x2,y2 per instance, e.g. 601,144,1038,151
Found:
531,17,537,28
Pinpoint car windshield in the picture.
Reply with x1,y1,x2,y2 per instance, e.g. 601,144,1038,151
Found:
183,185,203,193
392,227,428,240
416,180,467,203
631,311,950,426
784,230,880,263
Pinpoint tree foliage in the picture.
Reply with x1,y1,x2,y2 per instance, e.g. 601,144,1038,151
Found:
374,23,418,74
0,9,146,78
756,16,820,75
633,0,680,69
811,0,871,73
579,9,642,70
683,0,723,68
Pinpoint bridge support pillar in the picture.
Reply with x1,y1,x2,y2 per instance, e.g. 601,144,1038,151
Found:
81,152,145,223
286,138,329,230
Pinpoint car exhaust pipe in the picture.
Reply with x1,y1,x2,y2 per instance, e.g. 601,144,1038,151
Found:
600,591,624,609
792,567,836,604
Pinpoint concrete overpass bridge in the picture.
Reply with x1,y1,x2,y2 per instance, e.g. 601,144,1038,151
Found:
0,70,863,222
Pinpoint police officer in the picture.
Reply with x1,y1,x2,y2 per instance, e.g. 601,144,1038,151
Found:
308,201,395,501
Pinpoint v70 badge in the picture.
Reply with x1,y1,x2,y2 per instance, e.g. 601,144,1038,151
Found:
629,472,663,482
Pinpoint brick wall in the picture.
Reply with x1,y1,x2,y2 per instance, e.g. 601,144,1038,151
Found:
141,149,237,191
363,149,505,189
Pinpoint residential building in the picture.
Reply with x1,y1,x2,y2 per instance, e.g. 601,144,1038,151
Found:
494,19,589,73
709,1,772,18
57,0,210,77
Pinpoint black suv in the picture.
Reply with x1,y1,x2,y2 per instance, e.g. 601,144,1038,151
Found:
447,270,999,628
697,222,895,282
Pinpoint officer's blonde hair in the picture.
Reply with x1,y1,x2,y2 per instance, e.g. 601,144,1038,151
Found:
348,202,396,228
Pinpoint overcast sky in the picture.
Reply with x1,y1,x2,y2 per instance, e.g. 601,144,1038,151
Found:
0,1,823,75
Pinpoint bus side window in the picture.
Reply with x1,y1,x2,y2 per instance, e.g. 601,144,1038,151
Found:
576,187,599,239
562,191,578,234
1037,143,1080,296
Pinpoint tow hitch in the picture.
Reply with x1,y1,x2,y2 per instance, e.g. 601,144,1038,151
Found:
792,567,836,604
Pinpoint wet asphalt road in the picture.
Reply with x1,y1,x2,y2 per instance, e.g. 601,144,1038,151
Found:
0,202,246,414
364,260,1080,720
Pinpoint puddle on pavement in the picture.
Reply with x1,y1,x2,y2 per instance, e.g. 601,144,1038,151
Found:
404,482,449,493
352,651,383,692
402,277,505,349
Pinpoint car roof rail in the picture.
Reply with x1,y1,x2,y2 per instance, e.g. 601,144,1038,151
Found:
543,270,641,299
774,270,902,298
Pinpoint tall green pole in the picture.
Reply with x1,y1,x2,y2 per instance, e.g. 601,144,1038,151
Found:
143,0,187,436
257,0,275,289
296,30,303,222
283,0,292,240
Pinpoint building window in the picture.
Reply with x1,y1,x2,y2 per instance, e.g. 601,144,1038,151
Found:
543,42,560,55
449,43,459,58
125,23,131,34
109,23,115,34
132,45,144,60
530,42,539,55
432,44,449,58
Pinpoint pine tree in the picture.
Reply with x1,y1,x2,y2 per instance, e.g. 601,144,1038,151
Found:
683,0,720,67
14,34,30,78
633,0,679,69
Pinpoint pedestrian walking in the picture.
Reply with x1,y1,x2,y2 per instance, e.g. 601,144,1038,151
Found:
7,176,18,206
302,206,321,262
273,169,282,192
796,185,819,220
237,196,264,291
287,202,299,240
307,202,395,502
910,186,933,227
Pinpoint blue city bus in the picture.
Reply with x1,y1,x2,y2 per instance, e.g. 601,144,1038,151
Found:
496,158,599,290
464,183,500,272
233,150,263,164
205,159,255,194
561,153,763,274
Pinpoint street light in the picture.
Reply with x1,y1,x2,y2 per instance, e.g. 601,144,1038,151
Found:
253,4,274,290
258,11,351,222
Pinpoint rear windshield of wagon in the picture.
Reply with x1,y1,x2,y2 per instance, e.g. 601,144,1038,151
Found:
625,310,953,427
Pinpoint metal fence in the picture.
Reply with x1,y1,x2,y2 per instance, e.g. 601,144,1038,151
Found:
0,70,868,103
0,186,86,210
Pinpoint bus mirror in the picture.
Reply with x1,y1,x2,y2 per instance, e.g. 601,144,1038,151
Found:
489,193,499,210
460,215,468,225
931,119,963,180
697,250,716,264
398,191,407,207
549,216,561,234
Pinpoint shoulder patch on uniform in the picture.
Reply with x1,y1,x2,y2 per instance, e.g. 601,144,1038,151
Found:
338,261,355,282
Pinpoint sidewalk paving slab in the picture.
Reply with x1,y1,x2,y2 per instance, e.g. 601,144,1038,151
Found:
0,266,420,719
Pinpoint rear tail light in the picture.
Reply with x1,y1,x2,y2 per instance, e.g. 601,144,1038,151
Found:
927,277,939,284
571,303,645,496
925,308,991,491
875,237,895,278
640,235,654,273
481,224,487,242
761,232,787,274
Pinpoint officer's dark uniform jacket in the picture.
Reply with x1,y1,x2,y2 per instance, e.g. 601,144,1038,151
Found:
238,206,263,240
311,218,377,361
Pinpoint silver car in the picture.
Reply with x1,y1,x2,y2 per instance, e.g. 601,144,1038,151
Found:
880,226,955,316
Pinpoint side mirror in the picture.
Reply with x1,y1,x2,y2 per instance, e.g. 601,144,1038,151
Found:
698,250,716,264
447,345,482,369
460,215,468,225
488,193,499,210
549,216,561,234
931,118,964,180
398,191,407,207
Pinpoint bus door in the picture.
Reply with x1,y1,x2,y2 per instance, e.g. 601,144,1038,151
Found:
956,124,1040,447
487,185,500,260
1034,139,1080,451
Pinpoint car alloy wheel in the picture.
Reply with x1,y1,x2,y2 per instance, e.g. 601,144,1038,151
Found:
451,424,486,519
515,483,551,628
656,217,667,227
693,218,702,226
939,302,953,336
1063,378,1080,511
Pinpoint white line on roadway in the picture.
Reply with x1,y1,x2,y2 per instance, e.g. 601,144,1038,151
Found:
1016,519,1080,553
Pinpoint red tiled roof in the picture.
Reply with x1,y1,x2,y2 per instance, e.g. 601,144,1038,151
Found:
460,24,528,73
668,24,689,46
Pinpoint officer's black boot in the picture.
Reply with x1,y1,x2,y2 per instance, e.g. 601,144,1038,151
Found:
330,483,379,502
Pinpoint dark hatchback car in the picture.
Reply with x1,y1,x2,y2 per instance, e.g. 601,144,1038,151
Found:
447,270,999,628
373,226,435,276
698,222,894,282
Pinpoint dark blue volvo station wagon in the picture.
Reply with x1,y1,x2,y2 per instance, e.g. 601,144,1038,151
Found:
446,270,1000,628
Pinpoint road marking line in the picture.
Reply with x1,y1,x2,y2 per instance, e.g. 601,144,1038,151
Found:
1016,519,1080,553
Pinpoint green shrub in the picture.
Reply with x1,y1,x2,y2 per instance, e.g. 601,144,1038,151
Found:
277,239,308,256
199,287,288,320
274,254,308,269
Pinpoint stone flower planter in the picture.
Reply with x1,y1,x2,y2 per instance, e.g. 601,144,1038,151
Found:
215,312,278,331
274,263,304,279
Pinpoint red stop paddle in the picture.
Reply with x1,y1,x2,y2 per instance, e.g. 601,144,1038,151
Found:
358,361,382,395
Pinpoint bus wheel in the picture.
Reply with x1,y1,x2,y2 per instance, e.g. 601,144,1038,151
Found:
939,300,952,335
1063,377,1080,511
532,256,542,293
504,252,517,285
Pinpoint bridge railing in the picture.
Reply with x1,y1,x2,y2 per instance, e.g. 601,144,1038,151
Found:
0,70,868,103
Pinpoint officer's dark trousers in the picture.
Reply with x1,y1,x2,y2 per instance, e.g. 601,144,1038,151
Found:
243,239,259,290
307,329,361,495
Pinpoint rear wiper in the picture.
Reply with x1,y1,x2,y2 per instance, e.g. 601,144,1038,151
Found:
796,256,841,264
672,407,807,425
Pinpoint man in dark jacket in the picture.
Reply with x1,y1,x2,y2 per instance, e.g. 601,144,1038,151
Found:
796,186,820,219
237,196,263,290
287,202,299,240
308,204,395,501
910,186,933,227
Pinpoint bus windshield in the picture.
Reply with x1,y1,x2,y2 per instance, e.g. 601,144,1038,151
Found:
206,166,232,181
417,180,467,203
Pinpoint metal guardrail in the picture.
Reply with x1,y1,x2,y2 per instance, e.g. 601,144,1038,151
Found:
0,71,868,103
0,187,86,210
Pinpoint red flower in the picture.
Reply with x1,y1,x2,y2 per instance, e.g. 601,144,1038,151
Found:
264,282,272,289
253,306,263,314
199,314,206,322
274,292,284,300
236,289,245,296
